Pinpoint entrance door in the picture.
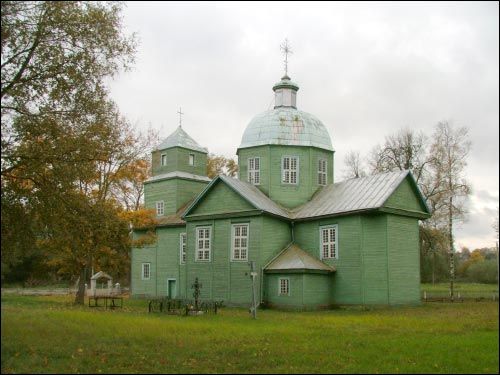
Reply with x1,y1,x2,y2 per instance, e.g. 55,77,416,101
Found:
168,279,176,298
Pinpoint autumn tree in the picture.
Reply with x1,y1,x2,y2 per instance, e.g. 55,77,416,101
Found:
206,154,238,178
1,1,143,303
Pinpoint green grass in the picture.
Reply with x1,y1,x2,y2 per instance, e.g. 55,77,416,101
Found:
1,295,498,374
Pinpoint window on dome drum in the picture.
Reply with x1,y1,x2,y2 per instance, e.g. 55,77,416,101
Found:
282,156,299,184
320,225,338,259
142,263,150,280
248,157,260,185
318,158,327,186
189,153,195,166
196,227,211,261
156,201,164,216
161,154,167,166
279,278,289,296
232,224,249,261
180,233,187,264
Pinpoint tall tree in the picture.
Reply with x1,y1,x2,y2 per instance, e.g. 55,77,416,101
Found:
428,121,471,300
1,1,139,303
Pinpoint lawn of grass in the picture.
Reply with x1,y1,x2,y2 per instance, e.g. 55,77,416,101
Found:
1,295,498,374
421,282,498,293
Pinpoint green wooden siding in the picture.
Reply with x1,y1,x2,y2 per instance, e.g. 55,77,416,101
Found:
130,238,157,297
302,274,333,307
176,179,209,210
144,178,208,216
265,274,303,308
384,177,426,213
131,227,187,298
387,214,421,305
264,273,332,310
362,215,389,304
238,145,334,209
180,215,291,306
189,181,255,216
184,217,263,306
294,213,421,306
152,147,207,177
294,215,363,305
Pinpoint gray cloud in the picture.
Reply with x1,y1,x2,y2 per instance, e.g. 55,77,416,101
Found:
110,1,499,249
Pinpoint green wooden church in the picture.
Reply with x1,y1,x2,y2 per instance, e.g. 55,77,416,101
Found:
131,72,431,309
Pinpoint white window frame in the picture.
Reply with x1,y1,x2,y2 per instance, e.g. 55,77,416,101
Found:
161,153,167,166
180,233,187,264
141,263,151,280
279,278,290,296
156,201,164,216
189,153,195,166
320,224,338,260
318,158,327,186
281,156,299,184
247,157,260,185
196,226,211,262
231,223,249,261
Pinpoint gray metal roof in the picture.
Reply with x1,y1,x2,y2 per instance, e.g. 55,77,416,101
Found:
291,170,420,220
219,175,290,218
238,107,333,151
144,171,211,184
156,126,208,153
183,170,429,221
264,243,335,272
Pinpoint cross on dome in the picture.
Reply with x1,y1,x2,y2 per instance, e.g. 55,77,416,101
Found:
280,38,293,76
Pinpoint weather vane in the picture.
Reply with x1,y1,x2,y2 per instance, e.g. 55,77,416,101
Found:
177,107,184,127
280,38,293,76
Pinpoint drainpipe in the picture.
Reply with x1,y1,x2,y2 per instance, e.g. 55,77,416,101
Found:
291,221,295,243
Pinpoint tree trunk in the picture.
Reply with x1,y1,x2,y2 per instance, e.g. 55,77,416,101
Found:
449,195,454,302
432,248,435,285
74,266,87,305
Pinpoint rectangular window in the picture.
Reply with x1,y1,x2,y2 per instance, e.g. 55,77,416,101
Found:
142,263,151,280
180,233,187,264
161,154,167,166
279,278,289,296
231,224,249,261
248,157,260,185
196,226,211,261
318,159,327,186
282,156,298,184
156,201,164,216
189,153,195,166
320,225,338,259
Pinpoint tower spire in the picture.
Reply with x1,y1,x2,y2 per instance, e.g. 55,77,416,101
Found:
280,38,293,77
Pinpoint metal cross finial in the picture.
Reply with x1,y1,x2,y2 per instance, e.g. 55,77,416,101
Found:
177,107,184,127
280,38,293,76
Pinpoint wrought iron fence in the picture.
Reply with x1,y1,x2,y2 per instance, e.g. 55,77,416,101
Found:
422,290,499,302
148,297,224,315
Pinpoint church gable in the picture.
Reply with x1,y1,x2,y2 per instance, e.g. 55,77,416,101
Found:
186,179,256,217
383,175,429,215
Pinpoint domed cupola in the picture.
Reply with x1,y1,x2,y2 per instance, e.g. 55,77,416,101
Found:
236,40,335,209
238,76,333,152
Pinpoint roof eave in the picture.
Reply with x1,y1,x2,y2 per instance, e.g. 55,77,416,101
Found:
264,268,335,274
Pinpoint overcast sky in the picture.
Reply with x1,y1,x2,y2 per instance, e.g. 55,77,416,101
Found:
109,1,499,250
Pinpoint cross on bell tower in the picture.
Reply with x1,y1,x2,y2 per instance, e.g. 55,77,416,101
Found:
177,107,184,128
